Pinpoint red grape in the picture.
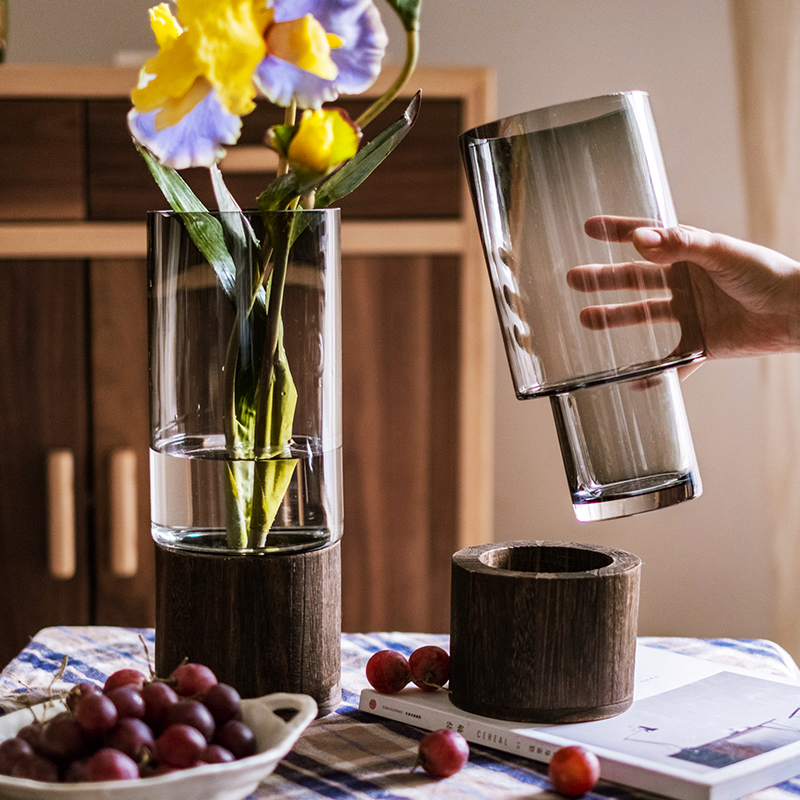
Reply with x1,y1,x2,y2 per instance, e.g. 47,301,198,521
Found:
84,747,139,782
548,745,601,797
170,662,217,697
201,682,242,725
0,736,33,775
66,682,101,712
156,724,207,768
141,681,179,732
409,646,450,691
103,669,146,694
104,717,156,761
16,721,44,751
213,719,256,759
10,752,59,782
417,729,469,778
106,686,146,720
63,756,90,782
74,691,119,736
162,699,216,742
202,743,236,764
39,712,88,764
366,650,412,694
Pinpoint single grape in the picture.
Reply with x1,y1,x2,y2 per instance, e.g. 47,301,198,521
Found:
16,721,44,752
409,645,450,691
170,662,217,697
104,717,156,761
212,719,256,759
141,681,179,732
10,752,60,782
0,736,34,775
416,729,469,778
201,682,242,725
38,712,88,764
106,685,146,720
66,682,101,712
156,723,207,769
63,756,90,782
202,743,236,764
162,699,216,742
366,650,412,694
103,668,147,694
548,745,600,798
84,747,140,782
74,690,119,736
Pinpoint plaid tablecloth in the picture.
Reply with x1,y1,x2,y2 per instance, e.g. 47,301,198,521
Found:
2,627,800,799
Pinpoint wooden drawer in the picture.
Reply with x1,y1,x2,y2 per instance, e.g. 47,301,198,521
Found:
0,100,85,220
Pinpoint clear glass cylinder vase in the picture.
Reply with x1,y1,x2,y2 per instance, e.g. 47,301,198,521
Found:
148,208,343,554
461,92,704,520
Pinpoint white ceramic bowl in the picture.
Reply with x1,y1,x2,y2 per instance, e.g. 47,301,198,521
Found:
0,692,317,800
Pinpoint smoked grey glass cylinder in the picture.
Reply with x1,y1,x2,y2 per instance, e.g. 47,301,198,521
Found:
148,209,343,552
461,92,703,520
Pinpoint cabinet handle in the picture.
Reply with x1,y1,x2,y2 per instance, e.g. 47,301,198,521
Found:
47,449,75,580
110,448,138,578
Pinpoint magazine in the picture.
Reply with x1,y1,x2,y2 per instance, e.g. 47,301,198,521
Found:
359,643,800,800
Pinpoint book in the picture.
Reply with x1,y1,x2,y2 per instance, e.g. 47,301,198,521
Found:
359,642,800,800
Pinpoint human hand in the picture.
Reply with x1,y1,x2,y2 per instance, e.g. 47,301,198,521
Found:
566,216,800,375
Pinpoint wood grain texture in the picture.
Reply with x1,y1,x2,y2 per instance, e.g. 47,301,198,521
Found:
0,100,85,221
0,260,91,667
86,98,462,222
340,255,460,634
155,541,341,716
449,541,641,723
90,259,155,627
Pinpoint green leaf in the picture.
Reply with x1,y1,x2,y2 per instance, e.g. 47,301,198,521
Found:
138,146,237,301
315,92,421,208
385,0,421,31
256,172,304,213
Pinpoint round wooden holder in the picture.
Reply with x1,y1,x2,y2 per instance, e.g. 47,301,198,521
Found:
450,540,641,723
155,540,341,717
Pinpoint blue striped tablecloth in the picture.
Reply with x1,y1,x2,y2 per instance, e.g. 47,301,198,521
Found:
2,628,800,799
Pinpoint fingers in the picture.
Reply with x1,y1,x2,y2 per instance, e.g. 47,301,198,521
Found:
584,215,659,242
567,262,669,293
579,298,676,329
585,215,745,273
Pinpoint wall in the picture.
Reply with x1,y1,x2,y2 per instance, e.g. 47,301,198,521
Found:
5,0,774,642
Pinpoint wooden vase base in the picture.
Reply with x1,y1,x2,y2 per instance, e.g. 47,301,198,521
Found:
449,540,641,723
155,540,341,717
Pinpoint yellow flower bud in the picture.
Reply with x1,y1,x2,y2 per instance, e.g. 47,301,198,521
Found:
287,109,360,179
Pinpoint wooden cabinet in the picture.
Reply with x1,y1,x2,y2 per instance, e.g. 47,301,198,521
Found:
0,65,495,665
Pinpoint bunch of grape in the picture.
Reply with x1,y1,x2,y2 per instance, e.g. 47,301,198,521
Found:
0,662,258,783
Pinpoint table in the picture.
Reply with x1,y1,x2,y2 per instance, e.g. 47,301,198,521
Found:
3,628,800,799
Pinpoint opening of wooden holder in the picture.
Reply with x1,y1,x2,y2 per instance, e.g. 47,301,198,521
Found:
155,540,341,717
450,540,641,723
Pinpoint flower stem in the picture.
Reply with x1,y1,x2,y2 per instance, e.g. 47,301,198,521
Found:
278,101,297,177
357,28,419,129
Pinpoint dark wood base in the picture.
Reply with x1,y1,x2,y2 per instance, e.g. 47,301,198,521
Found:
155,540,341,716
450,541,640,723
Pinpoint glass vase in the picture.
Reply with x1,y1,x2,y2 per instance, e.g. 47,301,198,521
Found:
461,92,703,520
148,208,343,554
148,208,342,711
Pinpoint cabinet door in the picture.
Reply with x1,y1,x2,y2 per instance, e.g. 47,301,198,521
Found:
0,261,91,667
89,259,155,627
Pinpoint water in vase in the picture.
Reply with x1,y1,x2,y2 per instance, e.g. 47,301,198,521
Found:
150,435,343,554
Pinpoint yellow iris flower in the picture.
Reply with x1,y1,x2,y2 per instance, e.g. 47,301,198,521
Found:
132,0,267,127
